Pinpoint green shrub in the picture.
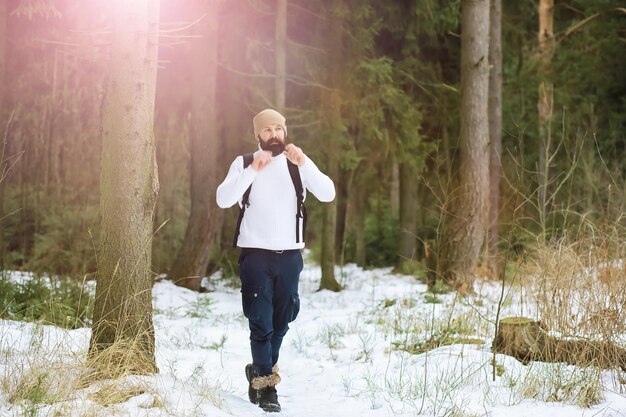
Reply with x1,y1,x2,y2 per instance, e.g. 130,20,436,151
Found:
364,197,399,267
26,205,99,278
0,272,93,328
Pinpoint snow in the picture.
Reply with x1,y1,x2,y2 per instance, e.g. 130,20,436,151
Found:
2,256,626,417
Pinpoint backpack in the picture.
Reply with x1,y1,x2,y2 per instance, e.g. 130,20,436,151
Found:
232,153,307,247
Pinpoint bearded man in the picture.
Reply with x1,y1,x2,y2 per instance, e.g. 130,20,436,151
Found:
216,109,335,412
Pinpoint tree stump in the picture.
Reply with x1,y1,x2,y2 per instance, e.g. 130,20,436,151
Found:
493,317,547,364
493,316,626,371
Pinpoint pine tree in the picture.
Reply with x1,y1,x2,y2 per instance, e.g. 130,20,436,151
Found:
438,0,491,292
88,0,160,377
171,0,221,291
487,0,503,271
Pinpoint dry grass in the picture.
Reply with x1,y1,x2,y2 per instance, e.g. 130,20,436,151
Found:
0,324,82,408
506,362,604,408
80,339,157,385
88,380,148,407
524,236,626,338
518,221,626,376
4,358,78,405
0,320,166,416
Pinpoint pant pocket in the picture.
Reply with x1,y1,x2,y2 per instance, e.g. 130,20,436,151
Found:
241,287,262,321
290,293,300,322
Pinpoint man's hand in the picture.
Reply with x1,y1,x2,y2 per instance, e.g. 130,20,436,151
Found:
284,144,305,166
251,150,273,171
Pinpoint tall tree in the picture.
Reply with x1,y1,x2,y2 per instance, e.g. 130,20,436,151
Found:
438,0,490,292
215,0,251,272
318,4,342,292
537,0,554,233
170,0,220,292
0,0,5,115
398,161,418,266
88,0,160,376
487,0,502,270
334,168,349,257
0,0,7,268
275,0,286,112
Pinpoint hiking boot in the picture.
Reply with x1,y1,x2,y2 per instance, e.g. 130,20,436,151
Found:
245,364,258,404
258,386,281,413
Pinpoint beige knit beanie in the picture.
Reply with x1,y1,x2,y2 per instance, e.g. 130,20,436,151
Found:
253,109,287,138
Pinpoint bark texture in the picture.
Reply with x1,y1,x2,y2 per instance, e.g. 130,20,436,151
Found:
353,177,367,267
537,0,554,231
275,0,287,112
88,0,160,376
0,0,7,268
334,168,348,257
171,0,220,292
215,0,249,276
398,161,418,267
487,0,502,271
319,8,342,292
0,0,5,114
438,0,490,292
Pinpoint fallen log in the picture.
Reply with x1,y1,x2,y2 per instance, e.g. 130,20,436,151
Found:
493,316,626,371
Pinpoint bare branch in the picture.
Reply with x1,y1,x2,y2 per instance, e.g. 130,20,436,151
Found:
557,8,626,45
286,38,327,55
287,3,328,22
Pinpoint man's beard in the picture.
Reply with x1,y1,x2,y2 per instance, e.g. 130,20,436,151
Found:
259,136,285,157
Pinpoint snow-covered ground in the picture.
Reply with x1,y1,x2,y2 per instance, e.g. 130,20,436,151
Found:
2,256,626,416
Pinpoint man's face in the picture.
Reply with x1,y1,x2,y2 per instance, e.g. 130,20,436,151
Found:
258,124,286,157
259,124,285,142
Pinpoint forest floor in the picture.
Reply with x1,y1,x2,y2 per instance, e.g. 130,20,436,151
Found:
2,252,626,416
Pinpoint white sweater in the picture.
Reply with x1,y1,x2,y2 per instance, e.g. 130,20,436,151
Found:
216,150,336,250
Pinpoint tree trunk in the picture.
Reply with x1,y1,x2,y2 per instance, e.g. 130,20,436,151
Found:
334,168,348,259
88,0,160,378
320,166,341,291
494,317,626,371
438,0,490,293
170,0,221,292
398,161,418,269
0,0,6,268
319,8,342,292
0,0,5,116
353,175,367,266
487,0,502,272
537,0,554,234
390,158,400,216
320,123,340,290
214,0,251,278
275,0,287,112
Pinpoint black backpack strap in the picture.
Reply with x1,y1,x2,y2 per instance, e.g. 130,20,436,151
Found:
232,153,255,247
287,160,307,243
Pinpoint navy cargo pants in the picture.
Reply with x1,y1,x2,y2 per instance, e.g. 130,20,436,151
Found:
239,248,303,377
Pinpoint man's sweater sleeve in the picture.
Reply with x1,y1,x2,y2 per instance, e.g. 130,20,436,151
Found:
300,155,336,202
216,156,257,208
